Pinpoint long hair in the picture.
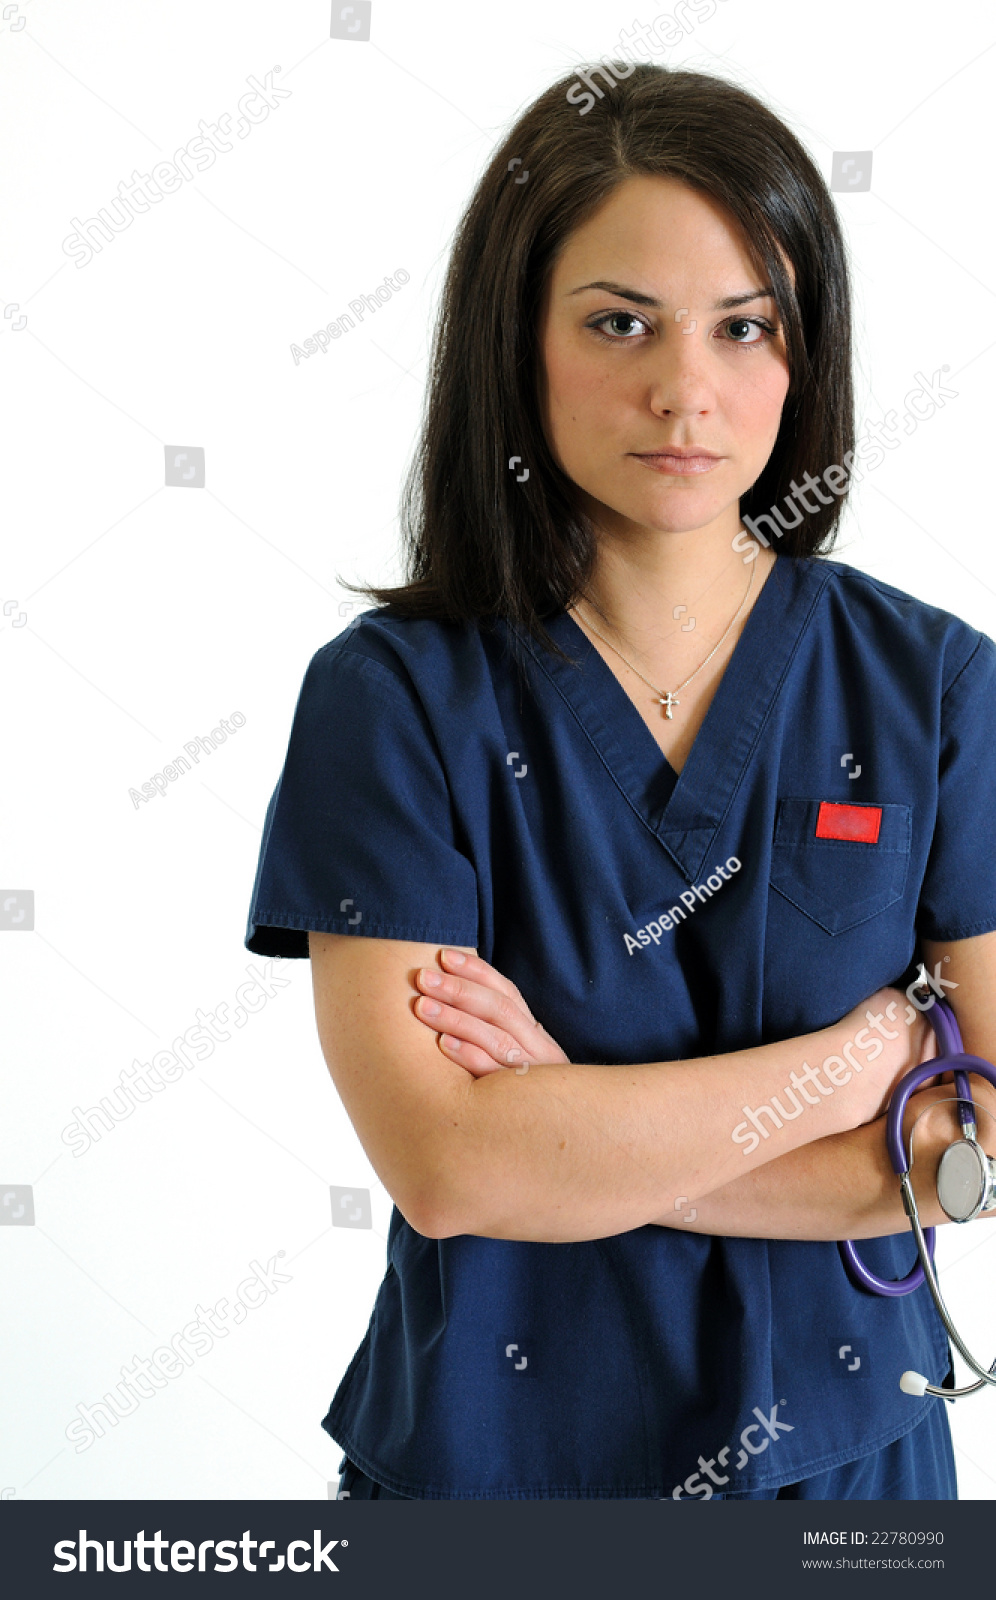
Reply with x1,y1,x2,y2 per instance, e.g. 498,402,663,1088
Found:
340,62,853,663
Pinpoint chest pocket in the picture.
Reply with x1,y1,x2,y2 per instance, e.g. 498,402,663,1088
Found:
770,798,912,936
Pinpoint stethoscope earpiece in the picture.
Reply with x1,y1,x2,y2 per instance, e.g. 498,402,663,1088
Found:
899,1371,930,1397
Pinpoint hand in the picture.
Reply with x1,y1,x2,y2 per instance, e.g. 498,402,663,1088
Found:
411,949,571,1077
899,1078,996,1226
848,986,939,1122
858,988,996,1179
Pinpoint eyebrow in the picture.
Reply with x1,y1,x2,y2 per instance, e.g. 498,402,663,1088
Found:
566,280,776,310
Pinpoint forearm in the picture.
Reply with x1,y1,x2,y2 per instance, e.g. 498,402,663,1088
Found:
433,1009,901,1243
649,1084,984,1240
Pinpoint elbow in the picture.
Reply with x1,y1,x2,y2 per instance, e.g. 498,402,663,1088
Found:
401,1091,488,1239
389,1157,471,1240
405,1178,471,1240
409,1206,461,1241
381,1177,449,1240
394,1082,495,1238
397,1200,448,1240
405,1146,491,1238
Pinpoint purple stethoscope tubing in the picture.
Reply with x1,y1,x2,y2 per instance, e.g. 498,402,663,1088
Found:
839,997,994,1296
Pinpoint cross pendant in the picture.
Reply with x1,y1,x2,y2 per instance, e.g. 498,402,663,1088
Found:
657,692,679,720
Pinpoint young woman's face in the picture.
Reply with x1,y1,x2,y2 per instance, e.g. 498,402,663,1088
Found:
537,174,792,540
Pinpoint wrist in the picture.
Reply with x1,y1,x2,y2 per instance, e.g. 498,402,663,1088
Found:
796,1013,888,1138
901,1085,965,1229
821,994,906,1127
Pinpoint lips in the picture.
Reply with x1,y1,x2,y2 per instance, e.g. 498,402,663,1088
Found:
631,450,723,475
635,447,721,459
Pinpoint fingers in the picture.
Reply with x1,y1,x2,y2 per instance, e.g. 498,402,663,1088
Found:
413,992,531,1070
416,961,534,1037
438,948,537,1023
436,1033,516,1078
412,951,571,1069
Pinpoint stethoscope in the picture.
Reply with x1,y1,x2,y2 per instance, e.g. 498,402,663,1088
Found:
838,995,996,1402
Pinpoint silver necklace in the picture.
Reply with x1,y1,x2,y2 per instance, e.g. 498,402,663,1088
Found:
572,560,756,720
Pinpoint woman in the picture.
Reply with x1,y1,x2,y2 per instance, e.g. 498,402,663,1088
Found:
244,63,996,1500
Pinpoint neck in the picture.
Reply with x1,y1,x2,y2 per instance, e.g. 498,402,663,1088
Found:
573,516,774,655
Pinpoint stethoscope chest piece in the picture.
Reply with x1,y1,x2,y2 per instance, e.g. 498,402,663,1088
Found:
937,1137,996,1224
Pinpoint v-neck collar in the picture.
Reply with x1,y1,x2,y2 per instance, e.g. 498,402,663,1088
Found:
518,556,834,881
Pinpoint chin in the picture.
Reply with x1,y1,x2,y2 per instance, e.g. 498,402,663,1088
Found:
597,492,735,537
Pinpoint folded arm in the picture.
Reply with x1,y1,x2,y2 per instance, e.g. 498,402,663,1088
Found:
646,1085,978,1239
308,933,966,1244
393,933,996,1243
650,934,996,1239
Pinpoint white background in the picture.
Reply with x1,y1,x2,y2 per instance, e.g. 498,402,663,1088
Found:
2,0,995,1501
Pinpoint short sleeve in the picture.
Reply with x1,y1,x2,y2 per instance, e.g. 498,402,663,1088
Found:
244,641,480,958
916,632,996,942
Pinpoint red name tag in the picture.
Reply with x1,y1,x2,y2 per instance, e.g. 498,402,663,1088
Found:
815,801,883,844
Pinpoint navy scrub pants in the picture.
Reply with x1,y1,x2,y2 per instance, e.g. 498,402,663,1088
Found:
335,1398,956,1501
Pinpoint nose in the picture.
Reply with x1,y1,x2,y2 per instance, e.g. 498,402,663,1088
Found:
647,326,717,418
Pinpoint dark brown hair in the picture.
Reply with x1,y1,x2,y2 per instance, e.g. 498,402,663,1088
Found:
340,61,854,662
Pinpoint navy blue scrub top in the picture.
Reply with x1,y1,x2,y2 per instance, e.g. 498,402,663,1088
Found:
245,554,996,1499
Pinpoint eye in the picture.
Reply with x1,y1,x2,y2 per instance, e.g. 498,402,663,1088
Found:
587,310,780,348
719,316,778,348
587,310,651,342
